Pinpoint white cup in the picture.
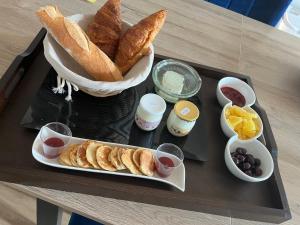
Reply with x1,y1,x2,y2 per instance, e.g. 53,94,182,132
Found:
135,93,166,131
40,122,72,158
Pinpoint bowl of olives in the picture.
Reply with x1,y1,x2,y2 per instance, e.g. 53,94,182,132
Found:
225,136,274,182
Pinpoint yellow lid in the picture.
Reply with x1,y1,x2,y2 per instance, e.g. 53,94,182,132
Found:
174,100,200,121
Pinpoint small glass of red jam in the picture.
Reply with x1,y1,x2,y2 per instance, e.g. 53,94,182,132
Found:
155,143,184,177
39,122,72,159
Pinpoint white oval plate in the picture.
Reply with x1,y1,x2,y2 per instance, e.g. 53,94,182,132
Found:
32,131,185,192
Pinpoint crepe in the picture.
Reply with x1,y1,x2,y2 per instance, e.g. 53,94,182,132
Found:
96,145,117,171
121,149,142,175
139,150,155,176
109,147,126,170
86,141,102,169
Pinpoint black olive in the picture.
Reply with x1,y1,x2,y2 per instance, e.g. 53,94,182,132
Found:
231,152,238,158
242,162,251,170
255,168,263,177
232,157,239,165
255,158,261,167
236,147,247,155
244,170,252,176
237,154,246,162
245,154,255,165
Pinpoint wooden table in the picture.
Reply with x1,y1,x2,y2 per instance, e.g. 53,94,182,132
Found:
1,0,300,224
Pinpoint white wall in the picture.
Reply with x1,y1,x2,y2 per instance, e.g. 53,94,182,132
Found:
277,0,300,37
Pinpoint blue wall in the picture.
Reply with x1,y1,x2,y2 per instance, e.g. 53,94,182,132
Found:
206,0,292,26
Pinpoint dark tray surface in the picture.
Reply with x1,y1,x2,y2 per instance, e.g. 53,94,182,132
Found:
0,29,290,223
20,65,209,162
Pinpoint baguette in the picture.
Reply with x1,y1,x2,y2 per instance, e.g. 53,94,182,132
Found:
36,5,123,82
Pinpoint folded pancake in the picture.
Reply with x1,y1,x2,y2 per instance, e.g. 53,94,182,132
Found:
87,0,122,59
86,141,102,169
76,141,92,168
121,149,142,175
109,147,126,170
132,148,143,168
96,145,117,171
59,144,76,166
139,150,155,176
115,9,167,74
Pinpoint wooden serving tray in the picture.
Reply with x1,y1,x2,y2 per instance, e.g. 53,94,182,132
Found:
0,29,291,223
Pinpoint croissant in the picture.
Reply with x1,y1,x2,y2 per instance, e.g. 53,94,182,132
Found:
36,5,123,82
87,0,122,59
115,10,167,74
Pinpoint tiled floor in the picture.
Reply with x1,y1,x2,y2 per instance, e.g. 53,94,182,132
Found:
0,183,70,225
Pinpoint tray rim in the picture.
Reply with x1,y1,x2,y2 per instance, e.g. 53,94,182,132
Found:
0,28,291,223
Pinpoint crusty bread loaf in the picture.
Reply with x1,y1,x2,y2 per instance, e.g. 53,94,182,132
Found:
115,10,167,74
36,5,123,82
87,0,122,59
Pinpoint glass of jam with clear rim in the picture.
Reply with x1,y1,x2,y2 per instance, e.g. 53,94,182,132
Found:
155,143,184,177
39,122,72,159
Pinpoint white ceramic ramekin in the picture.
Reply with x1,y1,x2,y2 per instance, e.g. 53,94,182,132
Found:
220,102,263,141
216,77,256,107
225,136,274,182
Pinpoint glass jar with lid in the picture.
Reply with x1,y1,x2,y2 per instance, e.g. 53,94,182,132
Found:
167,100,200,137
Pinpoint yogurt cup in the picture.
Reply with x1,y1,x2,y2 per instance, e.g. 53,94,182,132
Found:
167,100,199,137
135,93,166,131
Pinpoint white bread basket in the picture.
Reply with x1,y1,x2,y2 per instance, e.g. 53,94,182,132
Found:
43,14,154,97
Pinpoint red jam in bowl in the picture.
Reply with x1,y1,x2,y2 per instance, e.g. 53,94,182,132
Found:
221,86,246,107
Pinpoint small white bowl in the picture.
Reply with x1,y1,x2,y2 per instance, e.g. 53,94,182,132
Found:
216,77,256,107
225,136,274,182
220,102,263,141
43,14,154,97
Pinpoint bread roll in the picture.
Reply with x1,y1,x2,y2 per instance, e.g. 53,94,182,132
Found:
115,10,167,74
87,0,122,59
36,5,123,82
